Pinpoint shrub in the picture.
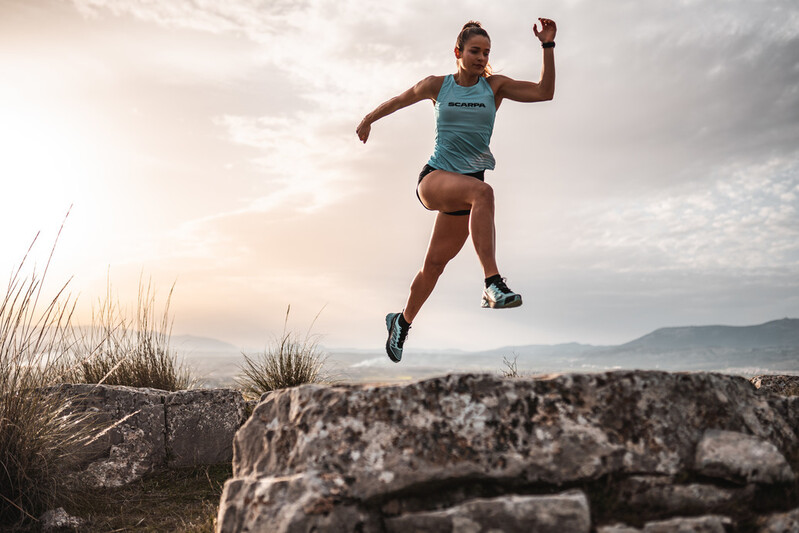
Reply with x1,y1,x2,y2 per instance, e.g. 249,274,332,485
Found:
0,236,94,526
237,306,328,395
501,354,521,378
69,277,193,391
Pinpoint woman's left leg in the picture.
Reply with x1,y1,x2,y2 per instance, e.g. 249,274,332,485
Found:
403,211,470,323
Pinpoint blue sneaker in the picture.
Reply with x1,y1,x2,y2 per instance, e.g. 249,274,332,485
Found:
481,278,523,309
385,312,410,363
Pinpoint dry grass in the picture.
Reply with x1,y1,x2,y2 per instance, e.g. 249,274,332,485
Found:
1,224,196,528
237,305,328,395
0,232,96,527
67,276,193,392
62,464,231,532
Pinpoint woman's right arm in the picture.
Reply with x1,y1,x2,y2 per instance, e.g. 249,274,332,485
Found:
356,75,442,143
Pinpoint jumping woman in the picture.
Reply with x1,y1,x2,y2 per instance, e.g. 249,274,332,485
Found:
356,18,557,363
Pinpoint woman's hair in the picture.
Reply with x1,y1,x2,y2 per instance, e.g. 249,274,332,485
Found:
456,21,492,77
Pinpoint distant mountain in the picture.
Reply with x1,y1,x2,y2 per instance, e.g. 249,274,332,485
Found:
619,318,799,351
171,335,241,353
478,342,604,358
467,318,799,375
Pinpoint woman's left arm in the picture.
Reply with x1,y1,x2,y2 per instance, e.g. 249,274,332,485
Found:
492,18,557,105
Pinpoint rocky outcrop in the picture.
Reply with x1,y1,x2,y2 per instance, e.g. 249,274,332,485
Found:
217,371,799,532
54,384,247,487
752,374,799,396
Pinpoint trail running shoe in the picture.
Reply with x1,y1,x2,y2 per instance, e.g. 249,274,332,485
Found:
482,278,523,309
385,312,410,363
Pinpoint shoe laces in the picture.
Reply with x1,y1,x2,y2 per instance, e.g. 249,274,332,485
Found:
492,277,512,294
394,319,410,348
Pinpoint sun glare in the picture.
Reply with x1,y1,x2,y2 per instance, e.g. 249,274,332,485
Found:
0,91,102,270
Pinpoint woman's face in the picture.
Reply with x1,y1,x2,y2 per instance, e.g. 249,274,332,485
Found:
456,35,490,75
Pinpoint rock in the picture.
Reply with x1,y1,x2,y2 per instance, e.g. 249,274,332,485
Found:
599,516,733,533
752,375,799,397
598,525,642,533
166,388,246,467
219,371,799,532
757,507,799,532
384,491,591,533
55,384,166,488
39,507,85,531
53,383,248,487
217,470,381,533
695,429,795,484
615,476,755,516
641,515,732,532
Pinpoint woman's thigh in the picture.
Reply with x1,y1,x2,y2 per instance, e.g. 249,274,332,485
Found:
418,169,491,214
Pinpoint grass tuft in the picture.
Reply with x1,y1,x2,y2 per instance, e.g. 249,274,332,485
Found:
237,305,328,395
68,276,193,392
0,230,96,527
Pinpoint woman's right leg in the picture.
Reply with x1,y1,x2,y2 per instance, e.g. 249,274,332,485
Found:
417,169,499,279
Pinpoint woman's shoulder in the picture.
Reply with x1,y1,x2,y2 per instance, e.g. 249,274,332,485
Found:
421,74,449,87
486,74,511,90
415,75,448,99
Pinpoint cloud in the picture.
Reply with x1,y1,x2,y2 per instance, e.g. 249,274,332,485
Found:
566,155,799,273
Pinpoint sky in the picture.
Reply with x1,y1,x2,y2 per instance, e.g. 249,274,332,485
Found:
1,0,798,352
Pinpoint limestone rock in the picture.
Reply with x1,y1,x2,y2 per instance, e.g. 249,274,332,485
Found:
641,515,732,532
615,475,756,517
752,375,799,397
54,383,248,488
219,371,799,532
597,525,642,533
166,388,246,467
232,372,796,497
217,470,380,533
39,507,85,531
599,516,732,533
695,429,795,484
757,507,799,532
384,491,591,533
55,384,166,488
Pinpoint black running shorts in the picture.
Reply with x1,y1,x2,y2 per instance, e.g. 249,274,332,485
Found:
416,164,486,216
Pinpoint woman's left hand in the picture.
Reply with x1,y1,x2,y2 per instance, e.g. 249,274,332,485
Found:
533,17,557,43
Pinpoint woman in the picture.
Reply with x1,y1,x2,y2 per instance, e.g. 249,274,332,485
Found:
356,18,557,363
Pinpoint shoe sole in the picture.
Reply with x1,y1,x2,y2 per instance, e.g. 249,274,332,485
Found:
481,295,523,309
385,313,402,363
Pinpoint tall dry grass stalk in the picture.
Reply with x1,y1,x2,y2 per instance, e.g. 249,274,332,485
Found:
69,276,193,392
237,305,328,395
0,232,95,526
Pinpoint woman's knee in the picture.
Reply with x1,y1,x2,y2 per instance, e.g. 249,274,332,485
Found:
422,256,449,278
473,182,494,206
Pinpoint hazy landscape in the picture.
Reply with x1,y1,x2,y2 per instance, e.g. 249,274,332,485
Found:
176,318,799,387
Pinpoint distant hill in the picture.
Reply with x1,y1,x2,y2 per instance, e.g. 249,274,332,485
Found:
172,335,241,353
619,318,799,350
467,318,799,376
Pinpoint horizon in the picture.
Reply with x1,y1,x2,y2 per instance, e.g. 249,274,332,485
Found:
173,316,799,353
3,0,798,351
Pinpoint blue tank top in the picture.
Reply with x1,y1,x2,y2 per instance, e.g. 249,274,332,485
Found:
427,74,496,174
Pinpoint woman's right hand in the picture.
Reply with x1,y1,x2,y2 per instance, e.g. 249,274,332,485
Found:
356,118,371,143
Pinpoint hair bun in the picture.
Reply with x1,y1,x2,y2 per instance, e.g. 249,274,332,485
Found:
462,20,482,30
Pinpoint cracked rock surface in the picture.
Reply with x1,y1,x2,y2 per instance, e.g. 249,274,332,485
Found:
54,384,246,488
218,371,799,532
